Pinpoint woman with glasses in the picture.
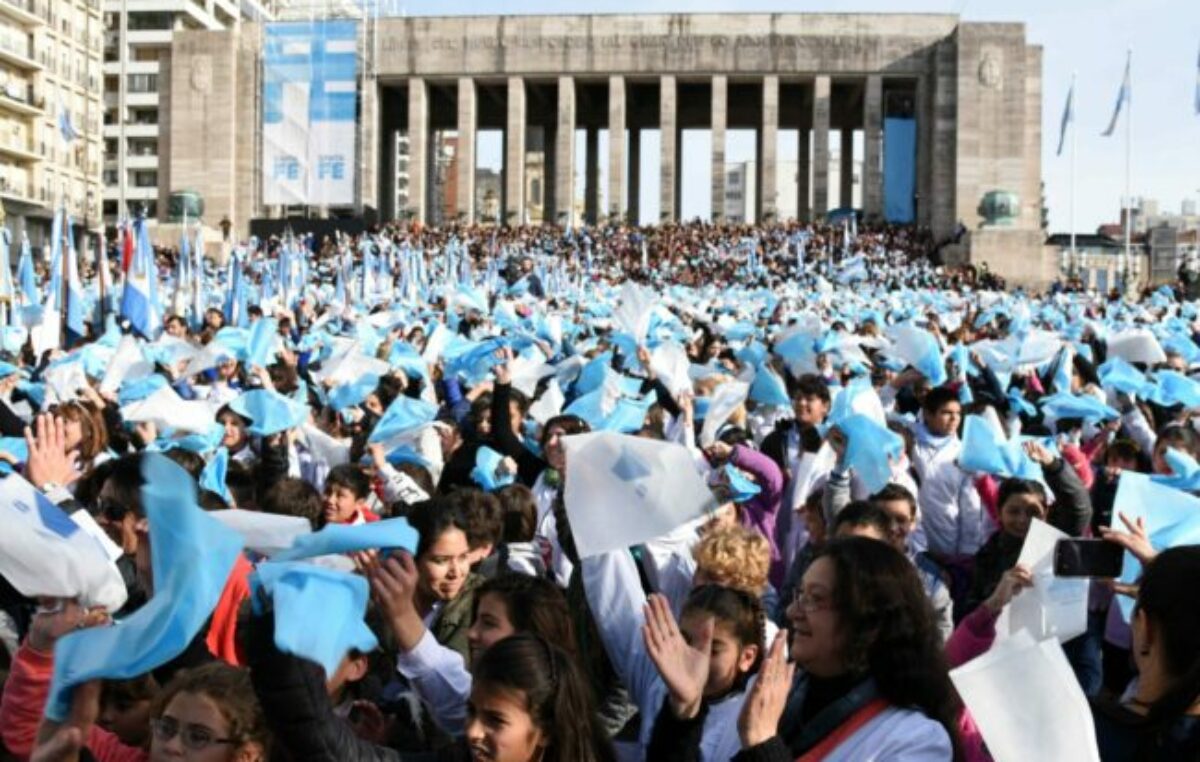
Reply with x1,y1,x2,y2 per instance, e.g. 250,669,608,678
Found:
646,537,961,761
6,605,269,762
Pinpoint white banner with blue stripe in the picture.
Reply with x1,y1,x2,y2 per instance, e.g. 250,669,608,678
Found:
263,20,359,206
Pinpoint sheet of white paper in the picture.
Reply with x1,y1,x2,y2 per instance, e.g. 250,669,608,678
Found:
699,380,750,447
951,633,1100,762
1003,518,1088,642
211,509,313,557
100,334,155,394
528,378,565,424
563,432,717,558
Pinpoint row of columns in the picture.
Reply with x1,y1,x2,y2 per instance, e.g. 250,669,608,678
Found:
404,73,888,225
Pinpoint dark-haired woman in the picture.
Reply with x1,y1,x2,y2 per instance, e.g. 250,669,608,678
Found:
370,561,575,736
1093,546,1200,760
648,537,961,761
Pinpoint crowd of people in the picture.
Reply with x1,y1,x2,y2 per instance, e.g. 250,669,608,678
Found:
0,217,1196,762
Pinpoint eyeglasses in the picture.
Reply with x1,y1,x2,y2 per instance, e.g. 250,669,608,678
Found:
791,590,833,613
150,717,236,751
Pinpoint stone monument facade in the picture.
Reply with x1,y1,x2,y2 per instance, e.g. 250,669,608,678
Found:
166,13,1046,282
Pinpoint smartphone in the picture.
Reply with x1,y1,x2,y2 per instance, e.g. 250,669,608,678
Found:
1053,539,1124,578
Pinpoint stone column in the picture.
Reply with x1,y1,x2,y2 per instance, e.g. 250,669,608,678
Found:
811,75,831,218
760,75,779,223
863,74,883,221
839,128,854,209
584,128,599,224
659,74,676,222
505,76,526,226
456,77,476,224
798,128,810,221
406,77,427,223
608,75,625,222
710,74,727,222
628,127,640,225
555,76,575,227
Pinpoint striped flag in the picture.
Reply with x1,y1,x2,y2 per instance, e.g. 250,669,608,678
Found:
1056,81,1074,156
1101,51,1131,137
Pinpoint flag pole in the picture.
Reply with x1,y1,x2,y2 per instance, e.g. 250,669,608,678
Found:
1123,48,1133,294
1069,70,1077,279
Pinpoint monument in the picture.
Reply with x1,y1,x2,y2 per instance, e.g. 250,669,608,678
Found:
164,13,1049,284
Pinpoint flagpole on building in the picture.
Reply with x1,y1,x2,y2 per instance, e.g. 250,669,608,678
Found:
1069,70,1077,276
1123,48,1133,294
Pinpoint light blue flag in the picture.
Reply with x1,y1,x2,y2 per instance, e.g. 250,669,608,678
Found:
1101,51,1131,137
16,232,36,307
199,446,232,504
273,517,420,562
329,373,382,413
120,216,160,338
1111,471,1200,620
229,389,310,437
574,352,614,396
958,415,1042,482
837,414,905,495
1098,356,1152,397
1056,80,1074,156
368,395,438,445
1039,392,1119,423
471,446,516,492
723,463,761,503
251,562,378,676
1147,371,1200,409
64,218,86,342
46,454,243,720
1149,448,1200,493
1195,40,1200,115
117,374,168,406
1007,388,1037,418
0,436,27,473
245,317,278,369
890,325,948,387
602,394,655,434
749,364,791,408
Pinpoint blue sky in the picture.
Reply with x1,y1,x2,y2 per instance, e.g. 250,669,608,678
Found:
382,0,1200,231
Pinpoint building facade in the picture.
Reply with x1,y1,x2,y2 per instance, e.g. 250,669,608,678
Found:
167,13,1046,278
0,0,104,247
101,0,284,228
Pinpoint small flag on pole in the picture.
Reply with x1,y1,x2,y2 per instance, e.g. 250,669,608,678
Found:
1056,81,1074,156
1101,51,1131,137
57,105,81,144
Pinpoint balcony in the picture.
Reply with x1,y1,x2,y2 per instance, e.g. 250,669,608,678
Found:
0,138,40,163
126,152,157,169
0,174,30,201
0,86,41,117
0,0,42,28
0,38,41,71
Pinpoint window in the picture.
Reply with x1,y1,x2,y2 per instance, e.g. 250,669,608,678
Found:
128,74,156,93
132,170,156,187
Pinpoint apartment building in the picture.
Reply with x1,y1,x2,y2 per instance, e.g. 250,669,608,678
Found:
0,0,104,247
102,0,285,228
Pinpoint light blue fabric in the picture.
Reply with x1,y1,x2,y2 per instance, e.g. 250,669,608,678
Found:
1039,392,1119,422
246,317,278,368
229,389,310,436
250,561,378,676
368,395,437,445
837,414,904,495
329,373,382,412
471,446,516,492
1007,388,1037,418
1147,371,1200,409
958,414,1042,482
273,517,420,561
1097,357,1152,397
199,446,232,504
1111,472,1200,620
46,455,243,720
575,352,614,396
723,464,761,503
748,364,790,408
883,117,916,222
1149,448,1200,492
0,436,27,474
117,375,167,406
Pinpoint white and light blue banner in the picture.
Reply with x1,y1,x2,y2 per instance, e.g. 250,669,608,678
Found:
262,20,359,206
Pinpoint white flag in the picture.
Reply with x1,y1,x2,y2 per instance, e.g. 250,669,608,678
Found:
563,432,717,558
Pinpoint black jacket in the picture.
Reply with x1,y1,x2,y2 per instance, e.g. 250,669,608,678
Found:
244,612,467,762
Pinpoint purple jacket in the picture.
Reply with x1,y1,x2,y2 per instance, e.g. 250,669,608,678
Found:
731,444,786,587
